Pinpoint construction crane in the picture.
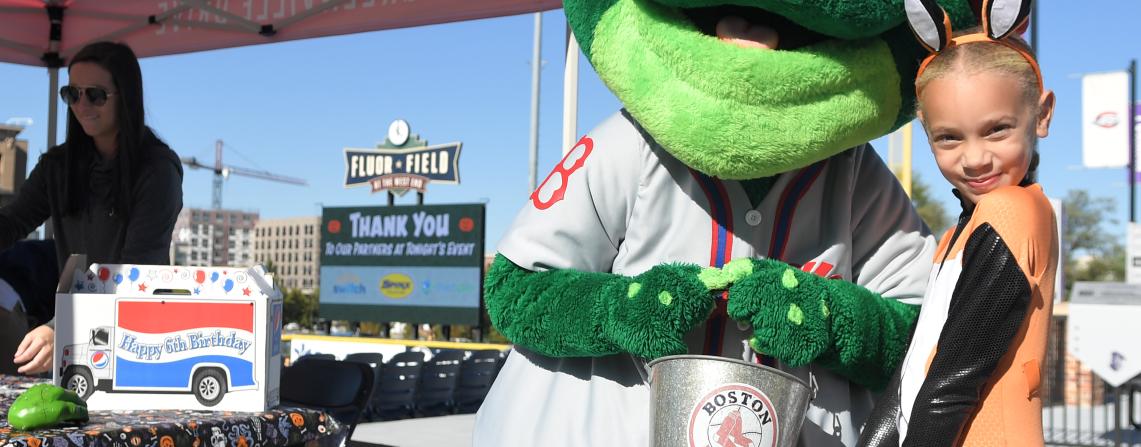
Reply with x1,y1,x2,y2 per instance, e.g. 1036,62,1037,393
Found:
180,139,307,210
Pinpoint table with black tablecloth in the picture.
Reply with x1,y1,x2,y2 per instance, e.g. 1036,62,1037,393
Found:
0,375,341,447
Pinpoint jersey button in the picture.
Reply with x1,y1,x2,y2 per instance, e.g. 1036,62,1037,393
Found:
745,210,763,226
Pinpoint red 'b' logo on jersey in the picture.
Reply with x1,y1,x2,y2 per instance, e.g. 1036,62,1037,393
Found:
531,136,593,210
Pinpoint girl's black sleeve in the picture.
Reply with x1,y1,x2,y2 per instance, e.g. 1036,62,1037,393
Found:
901,223,1031,446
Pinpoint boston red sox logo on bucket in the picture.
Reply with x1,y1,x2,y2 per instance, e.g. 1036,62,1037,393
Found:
688,383,778,447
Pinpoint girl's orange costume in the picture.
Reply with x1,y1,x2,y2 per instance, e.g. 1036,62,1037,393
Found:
858,0,1059,445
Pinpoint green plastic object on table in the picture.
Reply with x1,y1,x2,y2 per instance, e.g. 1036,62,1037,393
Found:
7,383,89,430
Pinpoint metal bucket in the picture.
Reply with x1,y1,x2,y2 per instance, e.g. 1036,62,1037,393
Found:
648,355,812,447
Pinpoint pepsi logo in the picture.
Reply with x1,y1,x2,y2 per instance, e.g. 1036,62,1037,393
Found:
91,351,109,369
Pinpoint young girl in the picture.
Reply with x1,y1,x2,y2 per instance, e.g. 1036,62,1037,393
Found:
0,41,184,375
859,1,1058,445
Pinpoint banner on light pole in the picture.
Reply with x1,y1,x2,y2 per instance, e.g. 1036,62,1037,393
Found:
1081,71,1130,168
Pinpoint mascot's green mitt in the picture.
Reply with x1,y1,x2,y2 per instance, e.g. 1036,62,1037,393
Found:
724,258,920,390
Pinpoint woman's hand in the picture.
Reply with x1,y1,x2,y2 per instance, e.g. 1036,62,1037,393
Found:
14,324,54,374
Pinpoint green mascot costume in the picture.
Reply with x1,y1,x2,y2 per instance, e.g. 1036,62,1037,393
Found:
473,1,978,445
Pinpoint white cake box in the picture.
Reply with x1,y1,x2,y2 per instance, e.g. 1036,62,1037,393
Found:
52,255,283,412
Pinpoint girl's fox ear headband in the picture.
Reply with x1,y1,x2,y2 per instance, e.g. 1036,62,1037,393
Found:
905,0,1042,96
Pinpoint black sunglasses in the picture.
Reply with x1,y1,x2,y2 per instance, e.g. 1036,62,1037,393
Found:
59,85,116,106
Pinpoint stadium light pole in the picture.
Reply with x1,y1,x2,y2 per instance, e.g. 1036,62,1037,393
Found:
528,13,542,193
1129,59,1137,223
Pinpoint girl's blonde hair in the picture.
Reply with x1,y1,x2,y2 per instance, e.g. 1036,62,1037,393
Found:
916,27,1041,109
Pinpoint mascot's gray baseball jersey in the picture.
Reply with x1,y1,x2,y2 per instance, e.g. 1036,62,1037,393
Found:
475,112,936,447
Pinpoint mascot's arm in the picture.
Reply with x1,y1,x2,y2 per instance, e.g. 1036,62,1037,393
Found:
486,254,731,360
726,146,932,390
726,259,918,390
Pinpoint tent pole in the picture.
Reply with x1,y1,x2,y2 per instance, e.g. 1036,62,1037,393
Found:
561,24,579,155
41,4,65,240
43,66,59,240
47,67,59,149
528,12,542,192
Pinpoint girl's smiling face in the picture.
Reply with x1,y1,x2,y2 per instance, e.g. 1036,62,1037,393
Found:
919,71,1054,204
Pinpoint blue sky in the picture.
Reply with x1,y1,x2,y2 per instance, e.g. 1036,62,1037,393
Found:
1,1,1138,251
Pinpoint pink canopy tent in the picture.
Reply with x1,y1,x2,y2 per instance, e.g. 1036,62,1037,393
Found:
0,0,561,66
0,0,563,146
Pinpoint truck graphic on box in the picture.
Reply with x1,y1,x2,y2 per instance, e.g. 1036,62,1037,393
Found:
54,257,281,412
61,300,258,407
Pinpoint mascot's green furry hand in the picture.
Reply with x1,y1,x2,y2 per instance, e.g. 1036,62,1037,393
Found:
7,383,89,430
486,255,725,360
724,258,919,391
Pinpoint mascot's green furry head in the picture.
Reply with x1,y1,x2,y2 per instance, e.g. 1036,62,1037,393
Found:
565,0,979,179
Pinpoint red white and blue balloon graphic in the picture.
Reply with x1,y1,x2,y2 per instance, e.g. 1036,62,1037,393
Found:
81,265,254,296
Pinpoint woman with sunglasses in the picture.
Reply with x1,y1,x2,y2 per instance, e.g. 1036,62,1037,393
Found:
0,41,183,375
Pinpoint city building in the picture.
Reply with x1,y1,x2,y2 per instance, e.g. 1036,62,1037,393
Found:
253,216,320,293
170,208,258,267
0,124,28,208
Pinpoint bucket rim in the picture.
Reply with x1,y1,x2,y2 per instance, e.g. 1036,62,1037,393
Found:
647,354,812,391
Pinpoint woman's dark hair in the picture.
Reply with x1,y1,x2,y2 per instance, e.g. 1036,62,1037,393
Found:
61,41,155,217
